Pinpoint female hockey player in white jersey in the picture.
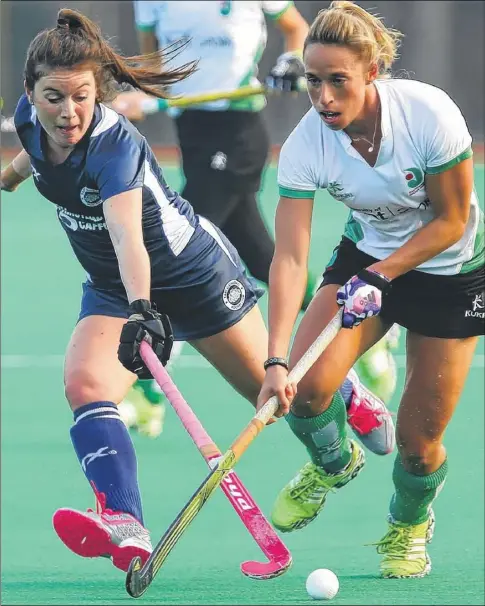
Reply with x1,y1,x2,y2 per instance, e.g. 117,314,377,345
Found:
257,0,484,579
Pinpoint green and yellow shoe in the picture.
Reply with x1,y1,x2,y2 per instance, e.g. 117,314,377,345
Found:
271,440,365,533
373,509,435,578
118,380,166,438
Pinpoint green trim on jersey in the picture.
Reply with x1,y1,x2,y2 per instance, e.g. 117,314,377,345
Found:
343,212,365,244
279,186,315,199
228,40,266,112
264,1,294,20
460,209,484,273
136,24,156,32
426,147,473,175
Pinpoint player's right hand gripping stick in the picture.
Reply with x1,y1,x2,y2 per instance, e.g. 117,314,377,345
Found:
118,299,173,379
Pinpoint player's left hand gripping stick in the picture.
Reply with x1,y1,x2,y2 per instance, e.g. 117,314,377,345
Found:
137,340,292,581
125,309,343,598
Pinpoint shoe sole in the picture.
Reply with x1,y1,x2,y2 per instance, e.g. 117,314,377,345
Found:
275,445,366,533
276,511,322,533
52,509,150,572
352,424,395,456
381,553,432,579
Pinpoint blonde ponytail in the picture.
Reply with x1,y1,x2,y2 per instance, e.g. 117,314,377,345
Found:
304,1,403,77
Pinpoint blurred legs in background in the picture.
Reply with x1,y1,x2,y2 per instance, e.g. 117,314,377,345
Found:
355,324,401,403
119,341,184,437
176,109,318,308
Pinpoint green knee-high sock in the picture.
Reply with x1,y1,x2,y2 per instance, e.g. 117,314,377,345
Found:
286,391,352,474
390,455,448,524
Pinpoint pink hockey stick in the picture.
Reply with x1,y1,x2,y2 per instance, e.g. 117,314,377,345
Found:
139,340,292,580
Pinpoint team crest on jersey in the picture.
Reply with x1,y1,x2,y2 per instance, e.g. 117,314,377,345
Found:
80,186,103,207
404,167,424,195
327,181,355,202
211,151,227,170
223,280,245,311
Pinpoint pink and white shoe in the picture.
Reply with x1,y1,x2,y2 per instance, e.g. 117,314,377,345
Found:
52,488,152,572
346,368,395,456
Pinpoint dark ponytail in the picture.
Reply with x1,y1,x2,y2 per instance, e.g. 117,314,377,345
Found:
24,8,197,101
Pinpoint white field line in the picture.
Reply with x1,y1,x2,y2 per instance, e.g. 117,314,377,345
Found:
1,353,484,369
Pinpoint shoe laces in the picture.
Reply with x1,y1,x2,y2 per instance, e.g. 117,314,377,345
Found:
289,465,336,501
368,525,414,558
87,483,131,520
87,481,111,514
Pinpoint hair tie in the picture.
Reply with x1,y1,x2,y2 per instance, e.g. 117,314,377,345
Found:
56,17,70,30
56,16,81,31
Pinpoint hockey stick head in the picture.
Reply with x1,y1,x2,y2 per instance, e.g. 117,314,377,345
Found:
241,554,293,580
126,556,151,598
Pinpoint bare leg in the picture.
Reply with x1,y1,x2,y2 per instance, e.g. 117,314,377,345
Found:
61,315,145,527
64,315,136,411
375,332,479,579
389,332,479,526
289,285,390,415
190,305,268,407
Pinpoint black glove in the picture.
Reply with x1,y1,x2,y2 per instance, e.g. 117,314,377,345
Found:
118,299,173,379
266,52,306,92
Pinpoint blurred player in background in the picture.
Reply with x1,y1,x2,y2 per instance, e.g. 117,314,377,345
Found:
113,0,399,436
258,0,484,579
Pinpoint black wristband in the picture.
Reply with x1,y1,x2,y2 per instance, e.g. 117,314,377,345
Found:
356,269,391,294
264,357,289,371
129,299,152,314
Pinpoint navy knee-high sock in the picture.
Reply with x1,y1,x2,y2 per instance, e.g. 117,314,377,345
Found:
70,401,144,525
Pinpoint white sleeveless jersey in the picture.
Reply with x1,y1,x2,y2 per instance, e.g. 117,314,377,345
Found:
133,0,292,111
278,78,483,276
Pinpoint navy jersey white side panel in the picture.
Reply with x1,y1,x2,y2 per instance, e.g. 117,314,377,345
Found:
142,160,195,256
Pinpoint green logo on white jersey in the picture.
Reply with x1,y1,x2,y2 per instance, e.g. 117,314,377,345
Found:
404,167,424,189
328,182,355,202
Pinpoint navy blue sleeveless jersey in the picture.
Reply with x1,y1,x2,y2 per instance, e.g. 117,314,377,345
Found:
13,94,264,340
14,94,197,287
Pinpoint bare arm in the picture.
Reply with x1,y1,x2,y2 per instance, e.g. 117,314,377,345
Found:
0,150,32,191
273,5,309,53
368,159,474,279
268,196,314,358
104,188,151,303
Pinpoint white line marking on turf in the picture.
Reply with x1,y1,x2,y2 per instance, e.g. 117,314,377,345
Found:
1,354,484,369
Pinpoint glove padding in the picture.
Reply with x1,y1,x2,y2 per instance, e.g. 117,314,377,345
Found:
118,299,173,379
336,269,391,329
266,52,306,92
